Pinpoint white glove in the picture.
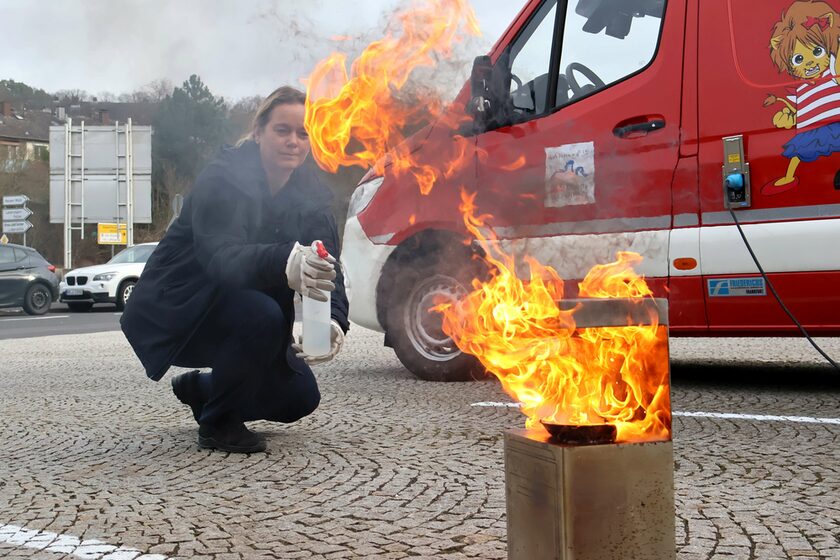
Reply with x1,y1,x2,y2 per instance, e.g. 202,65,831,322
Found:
285,242,336,302
293,320,345,365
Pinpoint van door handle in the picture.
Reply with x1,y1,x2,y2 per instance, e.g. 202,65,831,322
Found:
613,117,666,139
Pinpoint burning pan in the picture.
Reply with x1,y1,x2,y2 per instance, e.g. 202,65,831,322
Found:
539,421,617,445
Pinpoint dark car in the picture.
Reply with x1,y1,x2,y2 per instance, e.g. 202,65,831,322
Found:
0,243,59,315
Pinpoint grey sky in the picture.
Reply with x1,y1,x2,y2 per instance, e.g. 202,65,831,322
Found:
1,1,525,102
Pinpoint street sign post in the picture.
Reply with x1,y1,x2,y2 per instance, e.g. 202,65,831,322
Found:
97,223,127,245
2,220,33,234
2,195,30,206
2,208,33,221
2,194,33,245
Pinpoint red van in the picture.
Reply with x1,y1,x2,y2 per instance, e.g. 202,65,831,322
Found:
341,0,840,381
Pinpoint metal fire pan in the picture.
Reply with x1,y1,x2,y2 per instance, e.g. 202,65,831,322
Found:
540,421,617,445
557,297,668,328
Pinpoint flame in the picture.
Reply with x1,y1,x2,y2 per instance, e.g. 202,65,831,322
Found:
305,0,480,195
436,192,671,443
304,2,669,443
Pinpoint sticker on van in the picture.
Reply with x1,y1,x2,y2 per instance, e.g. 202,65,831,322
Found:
708,278,767,297
545,142,595,208
763,0,840,196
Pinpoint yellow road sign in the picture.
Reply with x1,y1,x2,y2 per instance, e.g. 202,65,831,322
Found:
97,223,127,245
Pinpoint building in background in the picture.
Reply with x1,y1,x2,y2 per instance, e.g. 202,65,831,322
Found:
0,101,51,167
0,100,155,168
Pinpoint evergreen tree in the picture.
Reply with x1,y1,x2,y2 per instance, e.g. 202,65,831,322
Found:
152,75,229,183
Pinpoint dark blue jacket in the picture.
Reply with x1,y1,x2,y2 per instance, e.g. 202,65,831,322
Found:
120,141,349,381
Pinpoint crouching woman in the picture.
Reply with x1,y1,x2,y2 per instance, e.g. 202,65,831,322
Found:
121,86,349,453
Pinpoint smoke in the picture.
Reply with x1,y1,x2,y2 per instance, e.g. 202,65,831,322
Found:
2,0,521,103
258,0,512,103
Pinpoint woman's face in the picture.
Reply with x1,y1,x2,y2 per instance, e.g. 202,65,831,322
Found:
255,103,311,173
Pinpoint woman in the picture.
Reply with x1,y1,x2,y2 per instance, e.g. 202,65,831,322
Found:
121,86,349,453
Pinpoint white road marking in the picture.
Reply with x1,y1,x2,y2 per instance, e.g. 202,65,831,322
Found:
0,315,69,322
673,411,840,426
470,402,840,426
471,401,522,408
0,523,168,560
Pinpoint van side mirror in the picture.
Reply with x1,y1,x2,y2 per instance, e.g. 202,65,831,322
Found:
466,52,515,133
468,55,493,119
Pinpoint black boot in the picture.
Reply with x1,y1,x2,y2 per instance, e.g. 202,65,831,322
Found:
198,420,266,453
171,370,205,422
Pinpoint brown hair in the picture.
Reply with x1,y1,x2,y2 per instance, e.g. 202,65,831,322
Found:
769,1,839,74
237,86,307,145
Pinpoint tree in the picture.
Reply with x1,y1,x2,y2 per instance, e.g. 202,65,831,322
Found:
151,74,229,199
54,89,91,104
118,79,174,103
0,79,53,108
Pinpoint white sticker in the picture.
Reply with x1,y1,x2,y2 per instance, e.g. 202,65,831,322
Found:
545,142,595,208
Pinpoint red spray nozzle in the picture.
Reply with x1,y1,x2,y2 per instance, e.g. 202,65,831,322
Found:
312,240,329,259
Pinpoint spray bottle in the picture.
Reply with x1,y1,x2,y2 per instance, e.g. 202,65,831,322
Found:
302,240,331,357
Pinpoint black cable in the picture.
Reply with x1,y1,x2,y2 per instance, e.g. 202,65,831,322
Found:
727,206,840,370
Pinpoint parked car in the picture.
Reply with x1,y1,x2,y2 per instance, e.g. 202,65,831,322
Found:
0,243,59,315
60,243,158,312
343,0,840,381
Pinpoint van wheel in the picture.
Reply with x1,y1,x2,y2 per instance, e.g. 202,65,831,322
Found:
116,280,136,311
23,284,52,315
67,302,93,312
385,255,486,382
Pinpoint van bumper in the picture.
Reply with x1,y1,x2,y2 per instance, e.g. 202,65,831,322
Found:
341,216,396,332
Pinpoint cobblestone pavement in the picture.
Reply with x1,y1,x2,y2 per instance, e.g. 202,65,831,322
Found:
0,329,838,559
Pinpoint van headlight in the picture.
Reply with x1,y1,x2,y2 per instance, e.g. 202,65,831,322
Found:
347,177,384,219
93,272,118,281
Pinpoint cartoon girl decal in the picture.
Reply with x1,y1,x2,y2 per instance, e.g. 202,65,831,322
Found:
764,1,840,195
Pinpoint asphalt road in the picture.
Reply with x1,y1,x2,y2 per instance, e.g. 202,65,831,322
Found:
0,303,122,340
0,328,839,559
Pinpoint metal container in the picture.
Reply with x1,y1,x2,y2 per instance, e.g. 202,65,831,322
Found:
505,297,675,560
505,430,675,560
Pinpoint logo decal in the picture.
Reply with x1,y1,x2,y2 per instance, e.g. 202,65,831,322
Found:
708,278,767,297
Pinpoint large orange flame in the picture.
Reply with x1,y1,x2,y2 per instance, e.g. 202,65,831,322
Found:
304,3,670,443
305,0,480,194
436,192,671,443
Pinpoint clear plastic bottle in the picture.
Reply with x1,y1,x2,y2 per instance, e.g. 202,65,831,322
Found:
302,240,331,357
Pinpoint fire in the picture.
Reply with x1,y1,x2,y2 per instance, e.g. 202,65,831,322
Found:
436,192,671,443
304,0,480,194
304,2,670,443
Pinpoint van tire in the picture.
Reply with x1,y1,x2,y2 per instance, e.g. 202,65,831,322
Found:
384,253,487,382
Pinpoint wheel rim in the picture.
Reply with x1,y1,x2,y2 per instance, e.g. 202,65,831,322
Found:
122,283,134,304
30,288,49,311
404,274,466,362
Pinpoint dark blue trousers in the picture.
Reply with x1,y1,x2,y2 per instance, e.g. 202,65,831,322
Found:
171,289,320,425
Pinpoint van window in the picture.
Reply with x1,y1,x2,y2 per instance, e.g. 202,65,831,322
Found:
508,0,559,116
557,0,666,105
496,0,666,127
